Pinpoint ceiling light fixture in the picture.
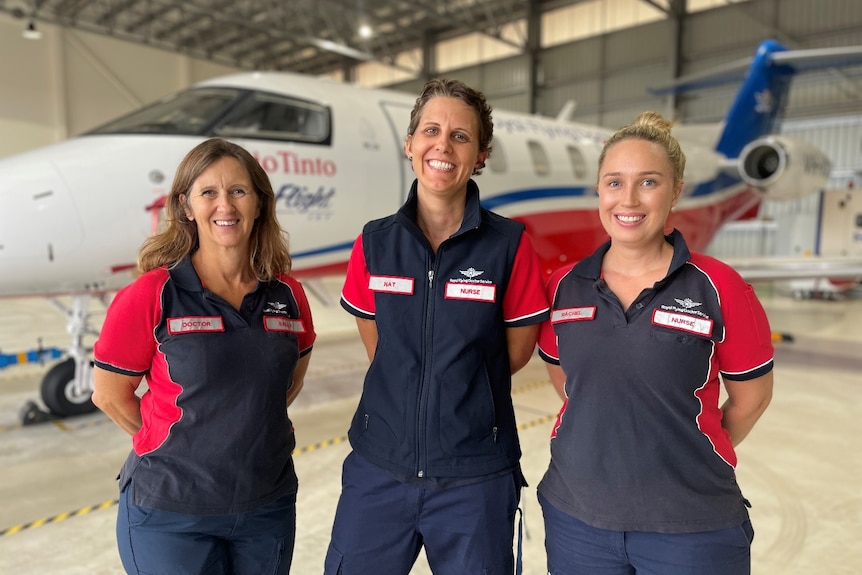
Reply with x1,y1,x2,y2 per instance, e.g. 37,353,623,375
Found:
358,24,373,39
23,21,42,40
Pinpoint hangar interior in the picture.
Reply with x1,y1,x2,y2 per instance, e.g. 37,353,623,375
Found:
2,0,862,261
0,0,861,574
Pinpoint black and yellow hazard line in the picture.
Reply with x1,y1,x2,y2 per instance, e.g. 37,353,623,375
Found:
1,414,559,537
517,413,557,431
0,414,114,435
0,422,21,433
0,499,118,537
292,435,349,455
512,379,552,395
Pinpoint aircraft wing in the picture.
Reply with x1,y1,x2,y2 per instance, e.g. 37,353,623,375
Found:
649,44,862,94
723,256,862,281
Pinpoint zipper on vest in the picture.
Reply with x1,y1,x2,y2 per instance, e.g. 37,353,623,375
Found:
416,259,439,478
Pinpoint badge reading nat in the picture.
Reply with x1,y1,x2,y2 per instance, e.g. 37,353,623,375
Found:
369,275,415,295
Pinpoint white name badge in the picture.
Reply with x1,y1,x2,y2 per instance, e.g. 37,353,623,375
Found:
168,316,224,334
444,282,496,302
551,307,596,323
264,316,305,333
652,309,713,336
369,275,414,294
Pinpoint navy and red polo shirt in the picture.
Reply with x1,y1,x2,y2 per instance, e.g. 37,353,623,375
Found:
94,256,315,515
537,230,774,533
340,180,550,481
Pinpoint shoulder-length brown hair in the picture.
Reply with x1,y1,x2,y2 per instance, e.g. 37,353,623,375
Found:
138,138,291,279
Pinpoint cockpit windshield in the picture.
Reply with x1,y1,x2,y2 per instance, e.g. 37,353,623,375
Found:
89,89,242,135
88,87,332,146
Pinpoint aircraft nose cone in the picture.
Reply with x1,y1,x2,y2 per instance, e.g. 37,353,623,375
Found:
0,160,83,262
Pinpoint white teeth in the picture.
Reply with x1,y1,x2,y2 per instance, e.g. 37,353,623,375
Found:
215,220,238,226
617,215,643,223
428,160,455,170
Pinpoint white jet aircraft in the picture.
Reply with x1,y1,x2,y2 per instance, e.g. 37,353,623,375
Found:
1,39,861,419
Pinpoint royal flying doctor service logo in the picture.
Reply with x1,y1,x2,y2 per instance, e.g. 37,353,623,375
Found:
264,301,290,315
449,266,492,285
445,265,496,302
660,295,711,321
655,295,713,336
674,297,702,309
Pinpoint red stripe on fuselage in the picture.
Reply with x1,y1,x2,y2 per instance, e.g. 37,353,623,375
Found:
515,189,762,279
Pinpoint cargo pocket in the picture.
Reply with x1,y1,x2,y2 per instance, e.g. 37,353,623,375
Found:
323,544,344,575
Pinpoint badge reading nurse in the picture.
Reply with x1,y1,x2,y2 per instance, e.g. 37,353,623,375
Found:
444,282,496,302
652,309,713,336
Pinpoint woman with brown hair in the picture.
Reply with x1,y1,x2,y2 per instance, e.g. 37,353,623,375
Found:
93,138,315,574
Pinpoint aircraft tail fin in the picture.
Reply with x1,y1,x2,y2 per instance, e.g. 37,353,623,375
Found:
651,40,862,159
556,100,577,122
713,40,792,158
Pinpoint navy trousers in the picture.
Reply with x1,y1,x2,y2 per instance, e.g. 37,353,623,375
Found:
539,492,754,575
117,485,297,575
324,451,520,575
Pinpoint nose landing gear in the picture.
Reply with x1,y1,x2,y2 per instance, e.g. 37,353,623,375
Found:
18,294,103,424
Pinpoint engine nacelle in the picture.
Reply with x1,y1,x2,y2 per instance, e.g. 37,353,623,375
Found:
738,135,832,200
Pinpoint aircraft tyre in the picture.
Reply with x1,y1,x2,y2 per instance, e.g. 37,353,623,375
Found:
41,358,96,416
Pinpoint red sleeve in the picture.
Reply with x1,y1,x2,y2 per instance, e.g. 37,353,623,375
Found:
537,264,571,364
340,234,375,319
502,232,550,326
93,269,167,375
281,275,317,355
694,255,774,379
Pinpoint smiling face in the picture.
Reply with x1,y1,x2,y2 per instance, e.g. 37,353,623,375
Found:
181,156,261,255
597,138,683,249
405,96,488,200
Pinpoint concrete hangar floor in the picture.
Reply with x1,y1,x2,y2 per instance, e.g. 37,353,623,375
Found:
0,275,860,574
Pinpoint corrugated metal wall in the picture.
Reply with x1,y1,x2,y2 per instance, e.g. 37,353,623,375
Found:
385,0,862,258
389,0,862,125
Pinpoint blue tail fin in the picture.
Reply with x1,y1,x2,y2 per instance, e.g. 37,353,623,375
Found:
714,40,794,158
650,41,862,158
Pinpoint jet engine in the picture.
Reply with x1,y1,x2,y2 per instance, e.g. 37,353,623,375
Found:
738,135,832,201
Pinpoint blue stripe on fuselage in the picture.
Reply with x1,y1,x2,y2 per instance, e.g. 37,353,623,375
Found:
480,186,593,210
291,175,744,260
292,240,355,259
689,172,745,197
479,172,745,212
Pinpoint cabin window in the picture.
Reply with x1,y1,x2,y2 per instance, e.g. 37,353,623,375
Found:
487,140,507,173
216,93,331,145
88,89,242,135
527,140,550,176
567,145,589,180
